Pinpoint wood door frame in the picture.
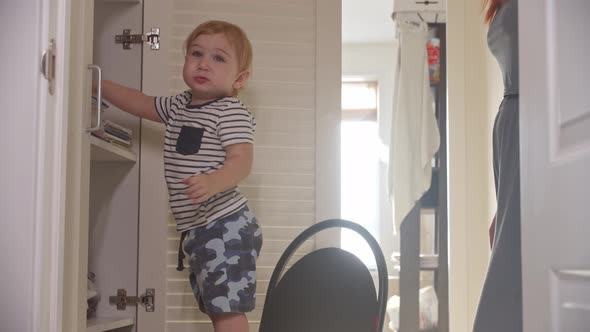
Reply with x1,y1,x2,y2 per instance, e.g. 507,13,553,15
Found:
61,0,94,330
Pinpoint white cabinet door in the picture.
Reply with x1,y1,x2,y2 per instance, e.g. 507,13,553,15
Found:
520,1,590,331
138,1,325,332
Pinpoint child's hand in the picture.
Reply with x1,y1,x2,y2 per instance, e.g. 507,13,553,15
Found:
183,174,219,204
91,78,99,96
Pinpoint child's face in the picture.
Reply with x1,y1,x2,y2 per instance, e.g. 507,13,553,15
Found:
183,33,249,103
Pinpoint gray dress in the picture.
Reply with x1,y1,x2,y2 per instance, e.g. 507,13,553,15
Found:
473,1,522,331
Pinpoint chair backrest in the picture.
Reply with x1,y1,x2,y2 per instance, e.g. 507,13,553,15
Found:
259,219,388,332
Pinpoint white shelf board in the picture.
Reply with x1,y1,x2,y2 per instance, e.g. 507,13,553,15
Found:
87,317,135,332
90,135,136,162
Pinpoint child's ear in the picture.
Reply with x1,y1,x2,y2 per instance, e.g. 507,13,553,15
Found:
233,70,251,90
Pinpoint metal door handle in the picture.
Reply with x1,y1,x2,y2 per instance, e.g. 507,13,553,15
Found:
86,64,102,132
41,39,56,95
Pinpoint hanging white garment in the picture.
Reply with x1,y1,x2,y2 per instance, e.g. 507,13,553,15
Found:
388,17,440,232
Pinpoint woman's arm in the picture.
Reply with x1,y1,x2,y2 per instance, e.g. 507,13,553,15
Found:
489,215,496,249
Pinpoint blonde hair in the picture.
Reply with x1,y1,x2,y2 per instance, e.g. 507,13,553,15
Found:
184,20,253,74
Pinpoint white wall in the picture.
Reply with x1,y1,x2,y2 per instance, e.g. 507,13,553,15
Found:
315,0,343,249
0,1,42,331
447,0,504,331
342,43,397,144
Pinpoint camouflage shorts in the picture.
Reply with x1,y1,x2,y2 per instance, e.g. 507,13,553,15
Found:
183,205,263,315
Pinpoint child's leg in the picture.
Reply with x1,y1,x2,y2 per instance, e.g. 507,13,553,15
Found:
211,313,249,332
183,206,262,332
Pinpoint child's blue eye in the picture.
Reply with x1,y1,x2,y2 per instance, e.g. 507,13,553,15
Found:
213,55,226,63
191,50,203,57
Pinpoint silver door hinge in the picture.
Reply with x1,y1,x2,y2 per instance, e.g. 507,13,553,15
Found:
109,288,155,312
115,28,160,50
41,39,56,95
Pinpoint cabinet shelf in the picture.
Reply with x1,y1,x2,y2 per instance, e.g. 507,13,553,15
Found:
90,135,136,162
87,317,135,332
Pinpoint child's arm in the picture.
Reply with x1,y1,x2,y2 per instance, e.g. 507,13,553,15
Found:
101,80,161,123
182,143,253,203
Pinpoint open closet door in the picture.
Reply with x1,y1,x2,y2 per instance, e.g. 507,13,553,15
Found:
138,1,322,331
520,0,590,331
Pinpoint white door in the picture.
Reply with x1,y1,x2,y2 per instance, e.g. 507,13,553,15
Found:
520,0,590,331
1,0,69,331
138,1,329,331
35,0,73,331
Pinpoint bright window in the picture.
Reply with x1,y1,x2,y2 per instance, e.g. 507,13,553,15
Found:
342,81,378,110
341,81,380,269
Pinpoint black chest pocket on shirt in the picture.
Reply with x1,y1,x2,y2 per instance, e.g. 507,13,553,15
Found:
176,126,204,155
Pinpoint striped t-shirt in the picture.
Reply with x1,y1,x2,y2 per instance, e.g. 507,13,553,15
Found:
154,91,256,232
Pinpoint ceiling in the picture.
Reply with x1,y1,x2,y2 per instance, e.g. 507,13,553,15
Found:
342,0,396,43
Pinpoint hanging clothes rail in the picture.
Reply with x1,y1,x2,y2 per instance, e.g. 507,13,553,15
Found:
390,2,449,330
391,10,446,24
392,0,447,23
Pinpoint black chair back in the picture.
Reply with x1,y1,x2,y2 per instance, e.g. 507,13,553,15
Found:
259,219,388,332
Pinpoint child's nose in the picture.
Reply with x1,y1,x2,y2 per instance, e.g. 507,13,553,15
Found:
197,57,210,70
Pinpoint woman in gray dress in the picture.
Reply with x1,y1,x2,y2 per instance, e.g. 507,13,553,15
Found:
473,0,522,331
